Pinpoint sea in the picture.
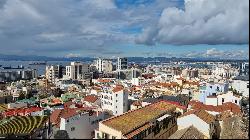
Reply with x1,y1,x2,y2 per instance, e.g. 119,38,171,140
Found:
0,61,70,76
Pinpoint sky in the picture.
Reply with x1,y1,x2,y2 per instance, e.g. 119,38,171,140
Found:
0,0,249,59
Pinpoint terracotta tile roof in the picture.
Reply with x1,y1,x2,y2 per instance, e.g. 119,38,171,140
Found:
189,101,241,114
98,79,112,83
50,109,63,126
132,101,142,106
179,109,215,124
84,95,98,103
124,123,153,139
168,125,207,139
112,85,124,93
50,107,95,128
102,100,176,135
3,106,43,117
64,101,74,108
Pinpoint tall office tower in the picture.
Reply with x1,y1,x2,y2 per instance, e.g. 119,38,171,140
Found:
117,57,128,70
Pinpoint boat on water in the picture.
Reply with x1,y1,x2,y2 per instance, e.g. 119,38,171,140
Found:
29,61,47,65
2,65,24,69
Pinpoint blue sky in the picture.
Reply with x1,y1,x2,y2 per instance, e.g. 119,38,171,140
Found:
0,0,248,59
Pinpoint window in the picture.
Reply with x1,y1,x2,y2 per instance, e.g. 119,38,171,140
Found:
116,94,118,97
112,136,116,139
235,100,237,104
210,86,212,89
116,100,118,102
222,98,224,103
67,120,69,122
116,106,117,108
71,127,75,131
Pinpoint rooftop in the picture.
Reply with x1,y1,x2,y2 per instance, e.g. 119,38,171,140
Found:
84,95,98,103
168,125,207,139
0,116,48,136
179,109,215,124
102,100,176,135
0,104,7,112
189,100,241,114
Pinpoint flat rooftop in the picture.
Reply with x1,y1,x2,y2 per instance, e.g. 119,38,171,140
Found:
102,100,176,135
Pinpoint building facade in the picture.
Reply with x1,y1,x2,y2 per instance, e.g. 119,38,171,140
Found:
117,57,128,70
65,62,90,80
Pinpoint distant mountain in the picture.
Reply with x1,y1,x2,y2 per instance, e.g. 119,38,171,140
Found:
0,54,248,63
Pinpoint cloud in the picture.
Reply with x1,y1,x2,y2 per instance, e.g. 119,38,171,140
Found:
136,0,249,45
65,53,81,58
184,48,249,59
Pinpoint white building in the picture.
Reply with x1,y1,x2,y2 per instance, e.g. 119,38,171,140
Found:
94,58,113,73
59,110,108,139
100,85,128,116
177,110,216,138
45,65,64,83
117,57,128,70
205,91,242,106
131,77,145,86
231,78,249,97
65,62,90,80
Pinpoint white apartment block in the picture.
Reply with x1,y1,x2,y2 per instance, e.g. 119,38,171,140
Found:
45,65,63,83
100,86,128,116
59,110,108,139
94,58,113,73
65,62,90,80
205,91,242,106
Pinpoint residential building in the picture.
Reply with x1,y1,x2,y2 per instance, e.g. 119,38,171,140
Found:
131,77,145,86
198,82,229,103
65,62,90,80
177,110,218,138
231,75,249,97
100,85,128,116
95,101,179,139
94,58,113,73
59,110,109,139
117,57,128,70
45,65,65,83
0,69,37,82
205,91,242,106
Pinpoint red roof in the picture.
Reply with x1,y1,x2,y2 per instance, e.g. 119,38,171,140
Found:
3,106,43,117
112,85,124,93
189,101,241,114
50,107,96,127
84,95,98,103
132,101,142,106
98,79,112,83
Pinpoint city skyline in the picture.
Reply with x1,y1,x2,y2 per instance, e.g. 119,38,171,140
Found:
0,0,249,59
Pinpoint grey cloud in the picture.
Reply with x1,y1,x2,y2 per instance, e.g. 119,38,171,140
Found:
136,0,249,45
